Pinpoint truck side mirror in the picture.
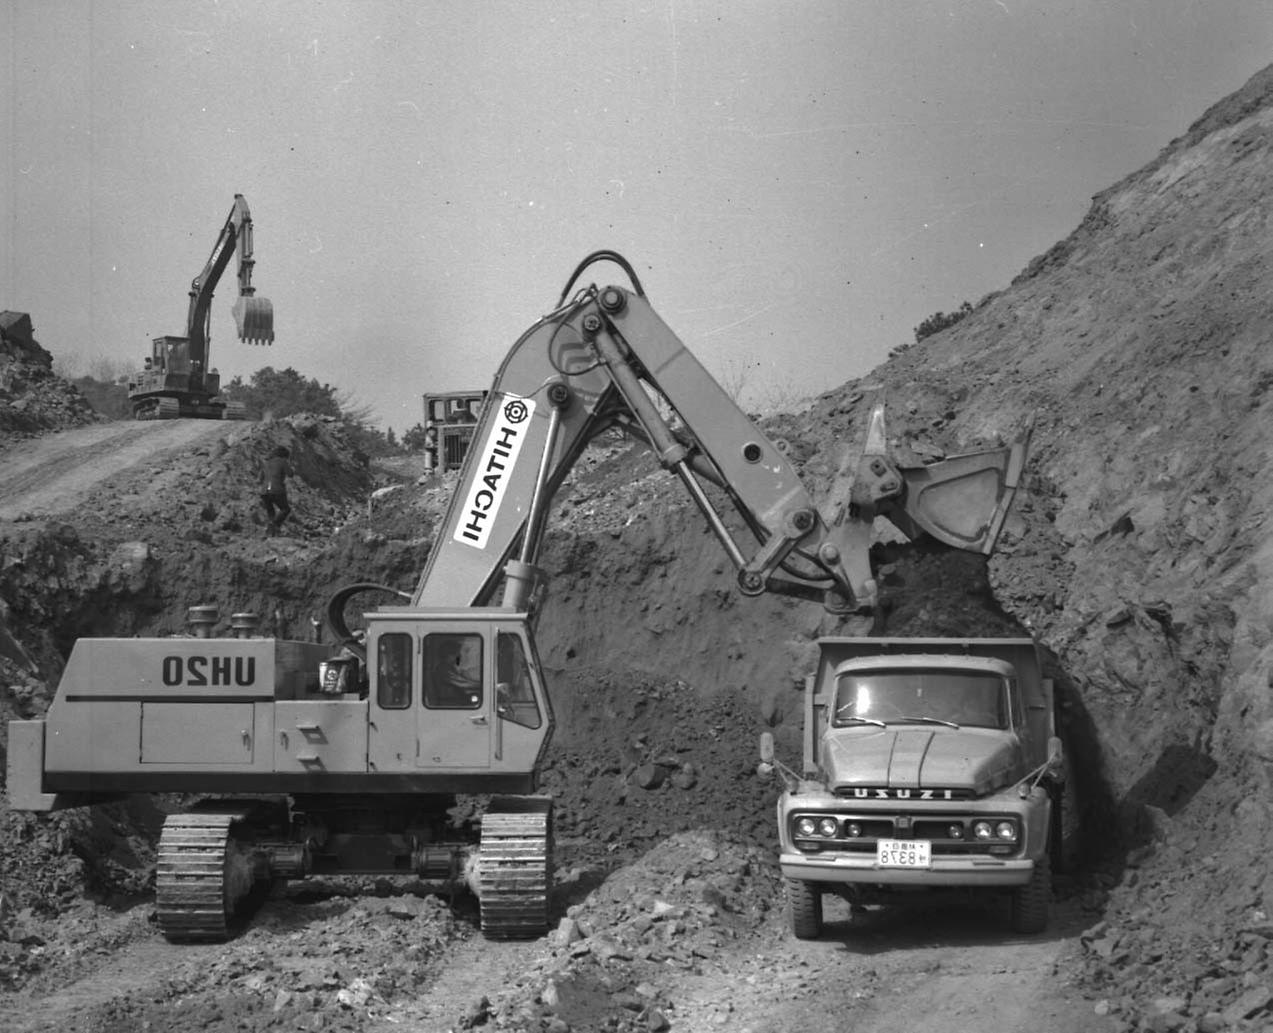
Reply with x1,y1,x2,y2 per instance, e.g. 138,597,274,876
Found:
1046,736,1065,778
757,732,775,779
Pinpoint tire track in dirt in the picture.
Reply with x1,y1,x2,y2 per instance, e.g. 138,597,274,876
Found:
0,421,246,521
661,897,1112,1033
4,932,221,1033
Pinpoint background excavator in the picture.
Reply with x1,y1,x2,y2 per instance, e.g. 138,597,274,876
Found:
127,194,274,420
8,251,1029,942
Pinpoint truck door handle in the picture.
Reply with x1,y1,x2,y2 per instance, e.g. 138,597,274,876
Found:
470,715,488,726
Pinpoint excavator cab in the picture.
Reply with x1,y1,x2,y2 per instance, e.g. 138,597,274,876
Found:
358,609,553,779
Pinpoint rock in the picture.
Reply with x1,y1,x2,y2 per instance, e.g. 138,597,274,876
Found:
633,763,668,790
646,1008,670,1031
1222,985,1273,1024
458,995,491,1028
552,917,582,946
336,978,373,1009
613,991,644,1011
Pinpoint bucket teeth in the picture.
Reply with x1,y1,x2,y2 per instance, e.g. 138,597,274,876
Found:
233,295,275,345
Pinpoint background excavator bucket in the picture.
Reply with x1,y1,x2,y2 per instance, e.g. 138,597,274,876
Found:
890,420,1033,554
233,294,274,345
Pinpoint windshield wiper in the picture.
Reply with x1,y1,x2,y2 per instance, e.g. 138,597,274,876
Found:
834,712,887,728
892,716,961,729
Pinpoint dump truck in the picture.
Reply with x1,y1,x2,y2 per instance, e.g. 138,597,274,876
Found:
8,251,1030,942
128,194,274,420
761,636,1064,937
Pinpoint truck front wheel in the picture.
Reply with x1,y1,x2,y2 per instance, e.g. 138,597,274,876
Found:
786,877,823,939
1010,851,1051,934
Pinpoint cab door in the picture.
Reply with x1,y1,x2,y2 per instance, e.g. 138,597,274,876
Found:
415,627,491,769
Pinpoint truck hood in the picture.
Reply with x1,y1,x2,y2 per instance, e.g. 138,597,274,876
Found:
822,729,1022,795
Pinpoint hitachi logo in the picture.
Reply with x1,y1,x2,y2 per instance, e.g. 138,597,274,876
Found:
459,424,520,542
453,396,535,550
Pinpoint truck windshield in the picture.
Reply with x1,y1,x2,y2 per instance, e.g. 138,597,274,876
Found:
833,669,1008,730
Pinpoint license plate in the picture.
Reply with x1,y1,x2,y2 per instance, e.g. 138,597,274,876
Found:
876,839,932,868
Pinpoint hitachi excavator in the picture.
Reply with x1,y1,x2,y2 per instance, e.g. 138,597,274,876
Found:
7,251,1029,942
127,194,274,420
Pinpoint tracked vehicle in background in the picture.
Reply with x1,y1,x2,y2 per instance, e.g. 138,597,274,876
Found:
127,193,274,420
8,251,1030,942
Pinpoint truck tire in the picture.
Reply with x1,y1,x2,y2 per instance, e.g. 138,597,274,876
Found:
786,877,823,940
1010,851,1051,934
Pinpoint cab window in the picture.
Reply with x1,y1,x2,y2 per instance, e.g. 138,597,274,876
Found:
424,633,483,710
377,632,413,710
496,632,541,729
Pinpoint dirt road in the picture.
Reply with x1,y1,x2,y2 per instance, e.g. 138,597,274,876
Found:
0,420,244,521
0,881,1112,1033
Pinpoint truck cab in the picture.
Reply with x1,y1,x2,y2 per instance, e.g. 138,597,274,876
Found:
766,637,1063,938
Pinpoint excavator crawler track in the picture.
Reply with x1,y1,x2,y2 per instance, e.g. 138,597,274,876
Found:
155,812,256,943
477,804,553,939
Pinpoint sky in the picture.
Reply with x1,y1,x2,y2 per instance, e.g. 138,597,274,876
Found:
3,1,1272,434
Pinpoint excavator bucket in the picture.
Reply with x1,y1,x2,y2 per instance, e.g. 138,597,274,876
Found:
233,294,274,345
889,415,1033,554
825,402,1033,565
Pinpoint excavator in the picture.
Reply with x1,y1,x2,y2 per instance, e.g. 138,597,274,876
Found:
127,194,274,420
7,251,1030,941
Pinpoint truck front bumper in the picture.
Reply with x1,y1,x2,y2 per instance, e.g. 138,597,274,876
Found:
779,849,1036,888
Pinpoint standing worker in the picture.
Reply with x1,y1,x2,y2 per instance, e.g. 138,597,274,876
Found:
259,445,293,535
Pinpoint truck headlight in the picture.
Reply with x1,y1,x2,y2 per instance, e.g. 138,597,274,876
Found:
845,822,862,838
973,820,994,840
796,817,817,836
817,817,838,837
995,820,1018,841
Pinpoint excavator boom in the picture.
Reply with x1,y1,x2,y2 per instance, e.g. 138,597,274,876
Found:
409,257,1030,616
188,193,275,356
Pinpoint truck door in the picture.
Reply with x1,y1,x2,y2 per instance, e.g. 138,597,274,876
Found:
416,629,491,768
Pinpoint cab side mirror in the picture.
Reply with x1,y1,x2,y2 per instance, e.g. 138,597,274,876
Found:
757,732,775,779
1046,736,1065,781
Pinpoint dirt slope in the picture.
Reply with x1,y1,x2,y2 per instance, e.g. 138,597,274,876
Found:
0,420,246,521
5,63,1273,1033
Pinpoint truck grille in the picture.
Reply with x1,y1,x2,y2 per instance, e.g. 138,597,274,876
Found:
790,811,1023,858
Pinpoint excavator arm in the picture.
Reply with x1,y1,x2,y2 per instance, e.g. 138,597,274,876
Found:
185,193,275,370
406,253,1030,618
